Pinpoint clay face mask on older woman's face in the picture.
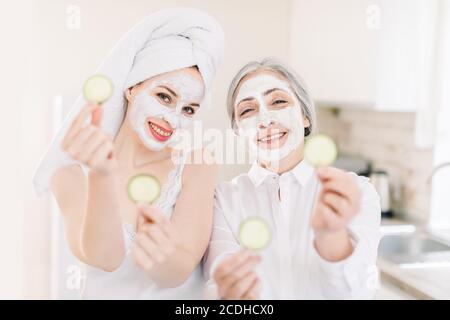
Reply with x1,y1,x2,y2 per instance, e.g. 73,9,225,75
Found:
235,74,305,164
129,69,205,151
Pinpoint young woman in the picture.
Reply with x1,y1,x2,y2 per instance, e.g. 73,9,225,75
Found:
33,8,224,299
204,58,381,299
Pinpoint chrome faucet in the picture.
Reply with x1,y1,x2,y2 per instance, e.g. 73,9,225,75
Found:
428,162,450,183
427,162,450,232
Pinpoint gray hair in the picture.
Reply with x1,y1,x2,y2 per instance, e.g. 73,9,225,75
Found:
226,57,316,136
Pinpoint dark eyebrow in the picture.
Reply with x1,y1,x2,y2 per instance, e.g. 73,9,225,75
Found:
236,88,287,105
189,103,200,108
263,88,286,96
158,85,178,98
237,97,255,105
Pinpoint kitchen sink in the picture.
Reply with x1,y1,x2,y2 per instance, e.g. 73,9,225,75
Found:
378,232,450,268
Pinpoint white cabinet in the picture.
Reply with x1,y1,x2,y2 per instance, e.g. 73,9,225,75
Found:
289,0,438,112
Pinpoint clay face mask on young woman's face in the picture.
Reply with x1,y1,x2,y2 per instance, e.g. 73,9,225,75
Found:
130,72,204,151
235,74,305,164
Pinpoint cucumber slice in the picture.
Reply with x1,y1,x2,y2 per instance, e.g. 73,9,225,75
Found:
83,75,113,103
127,174,161,204
238,217,272,251
304,134,338,167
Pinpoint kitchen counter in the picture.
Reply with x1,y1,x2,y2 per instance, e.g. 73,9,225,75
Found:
377,218,450,299
377,258,450,299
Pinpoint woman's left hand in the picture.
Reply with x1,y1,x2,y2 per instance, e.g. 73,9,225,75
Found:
131,205,180,271
311,167,361,261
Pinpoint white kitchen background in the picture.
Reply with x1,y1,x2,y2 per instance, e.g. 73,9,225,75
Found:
1,0,449,299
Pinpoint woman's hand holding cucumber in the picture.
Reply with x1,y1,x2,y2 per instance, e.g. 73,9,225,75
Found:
311,166,361,262
213,250,262,300
60,103,118,175
304,134,361,262
61,75,116,175
131,205,180,272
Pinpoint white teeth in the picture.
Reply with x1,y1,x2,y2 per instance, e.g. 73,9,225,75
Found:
149,123,172,137
260,132,285,142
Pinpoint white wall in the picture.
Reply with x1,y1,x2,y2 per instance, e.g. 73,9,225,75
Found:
4,0,291,298
0,0,31,299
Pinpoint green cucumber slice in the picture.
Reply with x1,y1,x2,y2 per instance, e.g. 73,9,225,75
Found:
127,174,161,204
83,75,113,103
238,217,272,251
304,134,338,167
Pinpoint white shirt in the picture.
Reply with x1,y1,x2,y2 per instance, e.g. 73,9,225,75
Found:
204,160,381,299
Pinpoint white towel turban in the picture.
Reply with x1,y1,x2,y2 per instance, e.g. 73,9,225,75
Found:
33,7,224,195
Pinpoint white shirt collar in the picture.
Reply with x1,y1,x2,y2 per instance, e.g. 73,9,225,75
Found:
248,159,315,188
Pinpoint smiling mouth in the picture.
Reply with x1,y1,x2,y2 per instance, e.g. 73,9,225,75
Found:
147,120,173,142
257,131,288,148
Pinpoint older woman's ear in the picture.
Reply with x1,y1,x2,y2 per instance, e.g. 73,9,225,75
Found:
303,117,311,136
304,126,311,137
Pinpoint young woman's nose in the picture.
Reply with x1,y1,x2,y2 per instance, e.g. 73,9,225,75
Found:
162,113,178,130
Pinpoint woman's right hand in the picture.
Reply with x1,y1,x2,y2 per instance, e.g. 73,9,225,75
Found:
213,250,262,300
61,103,118,175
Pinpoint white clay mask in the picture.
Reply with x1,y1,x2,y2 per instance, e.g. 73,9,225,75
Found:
235,74,304,164
129,72,204,151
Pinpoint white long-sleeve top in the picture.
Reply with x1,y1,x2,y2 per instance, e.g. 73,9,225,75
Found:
203,160,382,299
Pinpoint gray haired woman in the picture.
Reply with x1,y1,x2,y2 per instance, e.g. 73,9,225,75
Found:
204,58,381,299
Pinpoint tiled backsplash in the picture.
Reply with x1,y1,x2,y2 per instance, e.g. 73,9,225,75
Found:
316,107,434,223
